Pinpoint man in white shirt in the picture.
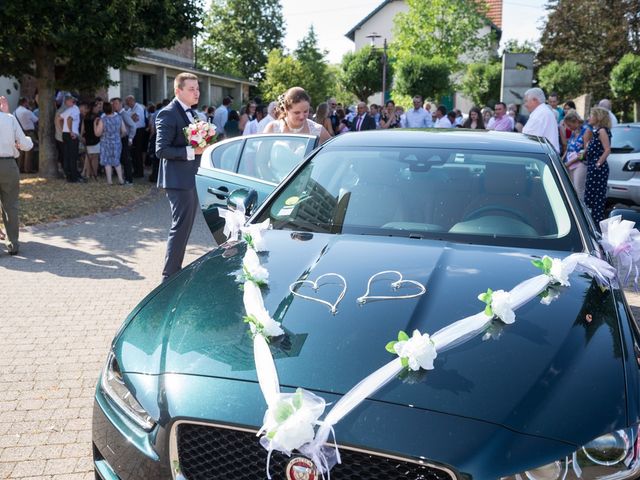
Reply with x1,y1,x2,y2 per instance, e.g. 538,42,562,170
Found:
434,106,452,128
59,94,84,183
213,97,232,139
522,88,560,153
125,95,147,178
14,97,39,173
0,96,33,255
257,101,277,133
598,99,618,127
400,95,433,128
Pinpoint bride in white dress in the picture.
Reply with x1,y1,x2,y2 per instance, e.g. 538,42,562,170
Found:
263,87,332,144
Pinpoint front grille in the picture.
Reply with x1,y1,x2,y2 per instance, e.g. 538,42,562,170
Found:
176,422,455,480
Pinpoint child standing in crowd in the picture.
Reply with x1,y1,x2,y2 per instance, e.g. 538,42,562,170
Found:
583,107,611,224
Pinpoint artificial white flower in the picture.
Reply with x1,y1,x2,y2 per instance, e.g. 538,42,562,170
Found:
242,218,270,252
243,282,283,337
243,248,269,284
393,330,437,371
548,257,571,286
261,389,326,454
491,290,516,324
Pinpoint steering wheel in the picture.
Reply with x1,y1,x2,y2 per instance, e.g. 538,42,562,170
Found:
463,205,531,224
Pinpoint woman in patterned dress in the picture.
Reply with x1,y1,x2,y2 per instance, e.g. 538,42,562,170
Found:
95,102,126,185
583,107,612,224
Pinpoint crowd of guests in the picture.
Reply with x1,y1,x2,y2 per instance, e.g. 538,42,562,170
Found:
7,85,619,226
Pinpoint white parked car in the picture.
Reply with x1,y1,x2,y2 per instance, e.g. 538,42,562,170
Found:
607,123,640,205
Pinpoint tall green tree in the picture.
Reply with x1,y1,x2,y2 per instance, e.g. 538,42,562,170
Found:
460,61,501,108
294,26,332,106
394,56,451,102
0,0,200,178
392,0,494,72
340,45,393,102
502,39,537,54
260,50,305,102
610,53,640,121
537,60,584,100
537,0,631,100
200,0,285,83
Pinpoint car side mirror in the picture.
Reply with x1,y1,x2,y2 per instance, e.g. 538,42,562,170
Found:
227,188,258,216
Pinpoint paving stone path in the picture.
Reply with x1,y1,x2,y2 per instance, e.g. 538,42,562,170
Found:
1,191,640,479
0,190,214,479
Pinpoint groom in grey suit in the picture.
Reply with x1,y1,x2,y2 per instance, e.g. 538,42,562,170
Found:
156,72,205,282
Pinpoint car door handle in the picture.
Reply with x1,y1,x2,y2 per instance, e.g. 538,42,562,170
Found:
208,186,230,199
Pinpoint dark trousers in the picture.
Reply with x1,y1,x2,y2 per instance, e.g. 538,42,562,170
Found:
132,127,146,177
120,137,133,183
0,158,20,253
162,187,199,281
62,132,80,182
18,130,37,173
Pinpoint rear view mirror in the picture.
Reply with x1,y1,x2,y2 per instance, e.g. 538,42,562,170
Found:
228,188,258,216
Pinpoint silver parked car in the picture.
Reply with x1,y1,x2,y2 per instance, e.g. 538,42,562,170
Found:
607,123,640,204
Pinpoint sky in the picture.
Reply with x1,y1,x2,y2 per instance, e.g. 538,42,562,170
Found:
279,0,548,64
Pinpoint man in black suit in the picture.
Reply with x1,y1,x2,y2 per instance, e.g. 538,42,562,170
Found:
350,102,377,131
156,72,205,282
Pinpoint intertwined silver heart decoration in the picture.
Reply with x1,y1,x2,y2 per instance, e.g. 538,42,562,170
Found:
289,273,347,315
356,270,426,305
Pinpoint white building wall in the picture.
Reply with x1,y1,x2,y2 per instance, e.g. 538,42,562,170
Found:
352,0,408,50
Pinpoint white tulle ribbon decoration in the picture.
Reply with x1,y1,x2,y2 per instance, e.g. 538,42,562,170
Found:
243,248,269,286
599,215,640,288
387,330,437,371
243,281,283,338
242,218,270,252
218,204,246,242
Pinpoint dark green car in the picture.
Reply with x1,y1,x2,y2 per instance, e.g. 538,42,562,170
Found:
93,130,640,479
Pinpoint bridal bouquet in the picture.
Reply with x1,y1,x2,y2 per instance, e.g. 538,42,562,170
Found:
184,121,216,148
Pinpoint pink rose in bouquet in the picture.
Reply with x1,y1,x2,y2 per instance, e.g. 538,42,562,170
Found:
183,121,216,148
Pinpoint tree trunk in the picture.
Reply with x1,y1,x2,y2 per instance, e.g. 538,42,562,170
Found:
635,100,640,123
34,45,59,178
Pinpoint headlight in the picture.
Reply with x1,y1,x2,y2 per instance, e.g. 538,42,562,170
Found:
100,352,156,430
503,427,640,480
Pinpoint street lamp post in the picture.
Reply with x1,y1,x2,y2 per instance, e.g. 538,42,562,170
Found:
366,33,388,105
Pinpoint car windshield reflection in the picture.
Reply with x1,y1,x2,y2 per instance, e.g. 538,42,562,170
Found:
255,146,581,250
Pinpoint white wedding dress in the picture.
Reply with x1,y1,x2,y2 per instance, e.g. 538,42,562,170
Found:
269,118,323,136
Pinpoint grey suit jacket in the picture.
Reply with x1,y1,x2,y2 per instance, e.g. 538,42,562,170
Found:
156,99,200,190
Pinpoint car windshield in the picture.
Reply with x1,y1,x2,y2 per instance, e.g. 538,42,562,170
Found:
611,126,640,153
255,146,582,249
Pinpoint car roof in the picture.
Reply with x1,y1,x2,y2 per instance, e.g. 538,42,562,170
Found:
323,129,553,154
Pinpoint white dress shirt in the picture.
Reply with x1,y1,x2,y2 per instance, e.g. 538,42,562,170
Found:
0,113,34,158
127,103,146,129
176,97,197,160
243,118,259,136
15,106,38,131
401,108,433,128
60,105,80,134
257,114,276,134
434,116,453,128
523,104,560,153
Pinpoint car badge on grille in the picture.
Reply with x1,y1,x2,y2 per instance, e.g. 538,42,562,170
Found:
285,457,317,480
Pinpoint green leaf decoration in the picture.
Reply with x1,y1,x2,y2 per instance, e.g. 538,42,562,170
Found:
542,256,552,273
386,341,398,354
292,389,303,410
267,430,276,440
274,402,294,423
243,233,254,248
484,305,493,317
398,331,409,342
478,288,493,308
400,357,409,368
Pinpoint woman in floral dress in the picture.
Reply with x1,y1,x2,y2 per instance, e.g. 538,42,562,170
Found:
583,107,611,224
95,101,126,185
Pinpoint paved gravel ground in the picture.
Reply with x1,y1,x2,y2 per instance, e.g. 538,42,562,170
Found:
0,190,214,479
1,191,640,479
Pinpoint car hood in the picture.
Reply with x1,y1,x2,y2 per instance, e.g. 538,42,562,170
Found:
115,230,627,445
